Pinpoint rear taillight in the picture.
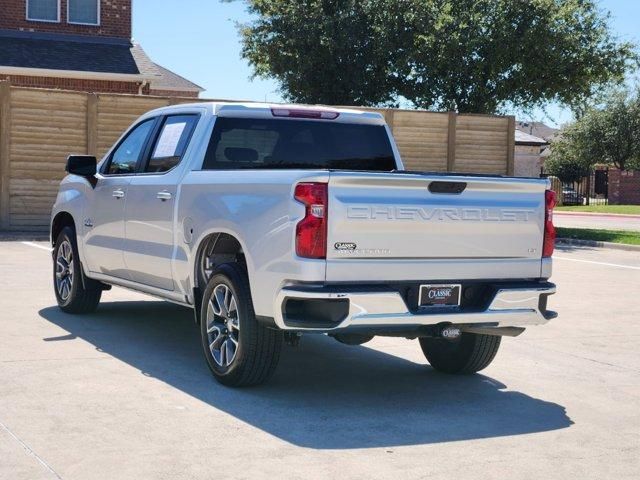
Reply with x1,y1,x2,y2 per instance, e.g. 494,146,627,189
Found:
294,182,328,259
543,189,557,257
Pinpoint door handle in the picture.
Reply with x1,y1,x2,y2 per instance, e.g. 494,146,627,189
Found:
112,189,125,199
157,191,172,201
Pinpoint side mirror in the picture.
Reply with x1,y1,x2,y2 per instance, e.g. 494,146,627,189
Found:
66,155,97,177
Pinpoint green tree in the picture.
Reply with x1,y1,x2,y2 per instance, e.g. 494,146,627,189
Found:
238,0,410,106
547,88,640,175
237,0,636,112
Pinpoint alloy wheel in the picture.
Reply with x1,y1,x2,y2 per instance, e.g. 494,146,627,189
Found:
206,284,240,367
55,240,74,301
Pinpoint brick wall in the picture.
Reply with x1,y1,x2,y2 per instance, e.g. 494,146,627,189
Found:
0,0,131,39
608,169,640,205
2,76,201,97
150,89,200,98
1,74,143,94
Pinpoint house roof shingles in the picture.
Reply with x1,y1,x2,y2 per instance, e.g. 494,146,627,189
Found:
150,63,203,92
0,29,158,76
0,30,202,94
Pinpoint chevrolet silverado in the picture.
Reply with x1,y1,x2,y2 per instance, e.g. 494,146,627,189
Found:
50,102,557,386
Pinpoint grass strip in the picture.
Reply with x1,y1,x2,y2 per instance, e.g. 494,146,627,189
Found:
556,227,640,246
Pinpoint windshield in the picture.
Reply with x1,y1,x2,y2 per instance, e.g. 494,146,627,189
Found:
202,117,396,171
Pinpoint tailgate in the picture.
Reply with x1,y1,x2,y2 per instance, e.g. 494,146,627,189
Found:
325,172,548,282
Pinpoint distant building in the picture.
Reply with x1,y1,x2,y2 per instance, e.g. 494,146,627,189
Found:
517,120,639,204
514,121,560,177
514,130,548,177
0,0,203,97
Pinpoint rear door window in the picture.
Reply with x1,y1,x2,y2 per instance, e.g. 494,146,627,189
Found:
145,115,199,173
202,117,396,171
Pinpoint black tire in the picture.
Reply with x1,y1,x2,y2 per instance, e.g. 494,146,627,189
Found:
200,263,282,387
53,226,102,314
419,332,501,374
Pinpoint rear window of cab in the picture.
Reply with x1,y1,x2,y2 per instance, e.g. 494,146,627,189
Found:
202,117,396,171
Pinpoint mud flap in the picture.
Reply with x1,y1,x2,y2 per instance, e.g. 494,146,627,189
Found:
193,287,203,324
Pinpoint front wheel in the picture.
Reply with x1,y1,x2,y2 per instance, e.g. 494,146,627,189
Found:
200,263,283,387
419,332,501,374
53,226,102,314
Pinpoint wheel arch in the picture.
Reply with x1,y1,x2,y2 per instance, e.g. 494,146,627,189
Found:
191,230,254,322
51,211,76,247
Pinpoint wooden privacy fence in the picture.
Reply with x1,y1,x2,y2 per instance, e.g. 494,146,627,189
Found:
0,82,514,232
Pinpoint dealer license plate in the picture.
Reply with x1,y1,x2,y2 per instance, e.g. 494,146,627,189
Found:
419,284,462,307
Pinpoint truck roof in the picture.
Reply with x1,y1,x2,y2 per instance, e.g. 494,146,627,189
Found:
142,102,387,125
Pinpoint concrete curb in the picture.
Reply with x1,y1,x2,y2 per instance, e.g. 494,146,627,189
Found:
556,237,640,252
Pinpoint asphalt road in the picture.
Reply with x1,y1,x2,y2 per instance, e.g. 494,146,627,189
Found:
555,212,640,232
1,241,639,480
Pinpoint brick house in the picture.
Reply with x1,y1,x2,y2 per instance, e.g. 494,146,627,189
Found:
0,0,203,97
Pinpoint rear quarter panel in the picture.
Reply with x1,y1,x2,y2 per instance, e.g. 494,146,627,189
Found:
175,170,329,317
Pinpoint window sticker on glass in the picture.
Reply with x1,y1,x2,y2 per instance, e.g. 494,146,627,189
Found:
153,122,187,158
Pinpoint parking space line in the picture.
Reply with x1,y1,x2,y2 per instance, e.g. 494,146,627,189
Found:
0,420,62,479
21,241,52,252
555,256,640,270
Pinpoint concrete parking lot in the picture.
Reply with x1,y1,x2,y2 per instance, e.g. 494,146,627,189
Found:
1,241,638,480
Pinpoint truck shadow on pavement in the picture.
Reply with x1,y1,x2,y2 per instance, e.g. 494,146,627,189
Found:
39,301,572,449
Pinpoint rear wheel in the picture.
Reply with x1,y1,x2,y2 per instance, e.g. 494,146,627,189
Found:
53,226,102,314
419,332,501,374
200,263,282,387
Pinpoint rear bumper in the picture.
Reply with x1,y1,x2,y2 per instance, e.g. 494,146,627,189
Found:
274,281,556,335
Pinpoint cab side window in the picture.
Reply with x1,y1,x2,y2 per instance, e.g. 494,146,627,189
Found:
145,115,199,173
107,119,155,175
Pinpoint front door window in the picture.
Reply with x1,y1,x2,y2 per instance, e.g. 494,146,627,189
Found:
107,120,155,175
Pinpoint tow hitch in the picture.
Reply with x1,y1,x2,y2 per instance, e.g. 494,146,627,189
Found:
439,325,462,340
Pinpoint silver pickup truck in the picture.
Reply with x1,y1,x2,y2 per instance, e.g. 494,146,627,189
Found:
51,102,557,386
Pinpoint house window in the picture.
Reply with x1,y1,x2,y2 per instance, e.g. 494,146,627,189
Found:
26,0,60,22
68,0,100,25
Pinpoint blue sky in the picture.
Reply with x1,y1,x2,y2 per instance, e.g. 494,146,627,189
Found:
133,0,640,127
